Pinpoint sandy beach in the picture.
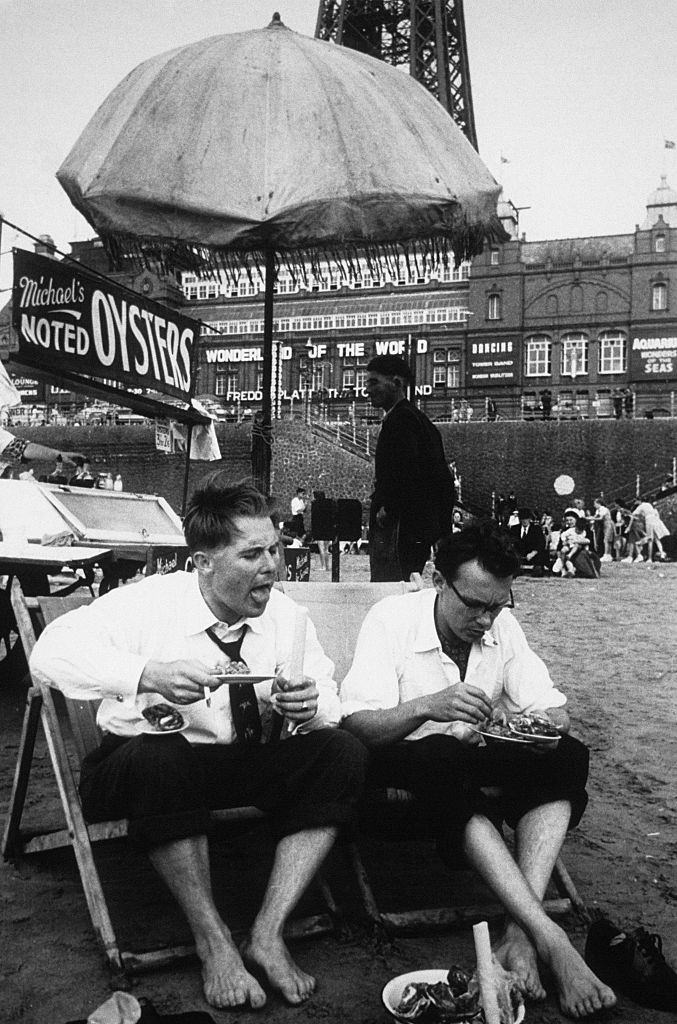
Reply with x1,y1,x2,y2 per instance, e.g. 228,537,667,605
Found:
1,555,675,1024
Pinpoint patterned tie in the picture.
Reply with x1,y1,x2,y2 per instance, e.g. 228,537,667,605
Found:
205,625,262,744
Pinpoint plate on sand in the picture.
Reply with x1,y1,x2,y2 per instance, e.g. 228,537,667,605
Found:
382,969,525,1023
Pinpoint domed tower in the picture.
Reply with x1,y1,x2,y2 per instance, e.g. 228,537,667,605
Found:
642,175,677,228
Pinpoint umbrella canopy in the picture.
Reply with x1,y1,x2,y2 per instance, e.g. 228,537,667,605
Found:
57,14,505,268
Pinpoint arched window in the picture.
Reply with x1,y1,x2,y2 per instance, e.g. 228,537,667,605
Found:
490,248,500,266
595,291,608,313
487,293,501,320
561,333,588,377
598,331,626,374
570,285,583,312
524,335,552,376
652,281,668,310
546,294,559,315
655,234,666,253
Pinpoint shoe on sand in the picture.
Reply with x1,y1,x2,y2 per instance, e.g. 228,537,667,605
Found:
585,917,677,1012
621,556,633,563
600,554,613,562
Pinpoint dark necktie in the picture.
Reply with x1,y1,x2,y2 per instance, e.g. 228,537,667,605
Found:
205,625,262,744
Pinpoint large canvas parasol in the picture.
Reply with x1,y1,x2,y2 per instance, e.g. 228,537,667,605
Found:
57,14,506,493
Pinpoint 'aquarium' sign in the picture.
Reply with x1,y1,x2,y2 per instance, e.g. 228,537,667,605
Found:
12,249,199,401
630,333,677,380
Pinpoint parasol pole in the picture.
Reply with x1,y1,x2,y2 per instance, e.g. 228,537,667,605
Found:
257,248,276,496
181,424,194,516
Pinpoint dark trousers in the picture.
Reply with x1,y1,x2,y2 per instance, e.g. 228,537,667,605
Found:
369,516,429,582
366,733,589,862
80,728,367,851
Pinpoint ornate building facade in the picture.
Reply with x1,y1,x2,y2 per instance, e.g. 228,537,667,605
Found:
5,179,677,423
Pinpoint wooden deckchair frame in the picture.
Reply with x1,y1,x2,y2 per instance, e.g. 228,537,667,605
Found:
3,577,588,982
2,580,337,982
278,581,590,932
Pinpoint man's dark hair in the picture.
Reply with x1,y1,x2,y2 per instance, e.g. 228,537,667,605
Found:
435,518,520,582
183,472,273,552
366,354,413,381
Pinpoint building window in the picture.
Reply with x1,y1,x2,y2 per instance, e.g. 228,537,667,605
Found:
599,331,627,374
524,335,552,377
652,281,668,310
433,349,446,363
561,333,588,377
433,365,446,387
655,234,666,253
342,368,356,389
490,249,500,266
446,363,460,388
216,372,238,397
487,294,501,320
356,369,368,392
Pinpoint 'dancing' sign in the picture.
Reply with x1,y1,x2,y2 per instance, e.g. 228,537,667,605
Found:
12,249,198,401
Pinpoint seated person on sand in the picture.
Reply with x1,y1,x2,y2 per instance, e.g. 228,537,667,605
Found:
30,474,367,1012
509,508,549,576
340,520,616,1019
553,512,599,579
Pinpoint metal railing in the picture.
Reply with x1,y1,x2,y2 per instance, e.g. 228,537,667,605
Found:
310,421,374,461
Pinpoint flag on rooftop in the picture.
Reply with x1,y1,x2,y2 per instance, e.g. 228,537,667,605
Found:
665,139,675,149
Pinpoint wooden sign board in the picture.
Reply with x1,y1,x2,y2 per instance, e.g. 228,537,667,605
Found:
39,484,184,546
283,547,310,582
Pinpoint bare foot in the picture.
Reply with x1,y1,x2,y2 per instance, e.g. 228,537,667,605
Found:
241,931,316,1005
196,933,267,1010
543,931,617,1018
494,927,546,1001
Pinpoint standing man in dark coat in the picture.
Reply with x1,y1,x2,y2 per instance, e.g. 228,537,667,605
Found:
365,355,455,581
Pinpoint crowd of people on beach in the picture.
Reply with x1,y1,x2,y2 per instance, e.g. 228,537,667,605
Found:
495,490,673,578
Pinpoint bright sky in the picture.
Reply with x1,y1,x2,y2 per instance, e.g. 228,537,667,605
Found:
2,0,677,295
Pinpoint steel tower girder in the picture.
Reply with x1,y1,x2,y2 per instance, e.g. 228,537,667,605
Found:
315,0,477,150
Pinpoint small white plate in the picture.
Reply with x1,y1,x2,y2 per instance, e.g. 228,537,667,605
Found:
207,674,274,686
139,719,188,735
480,730,535,745
509,728,560,747
381,969,525,1023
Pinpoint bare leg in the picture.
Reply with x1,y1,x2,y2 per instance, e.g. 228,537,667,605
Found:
149,835,266,1010
463,815,616,1018
494,801,570,1000
241,825,337,1005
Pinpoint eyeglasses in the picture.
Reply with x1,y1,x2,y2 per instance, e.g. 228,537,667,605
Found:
447,579,514,617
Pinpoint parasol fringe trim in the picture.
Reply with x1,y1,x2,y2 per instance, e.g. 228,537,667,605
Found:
98,217,508,285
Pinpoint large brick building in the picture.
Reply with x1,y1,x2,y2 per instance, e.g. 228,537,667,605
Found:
185,176,677,423
5,178,677,423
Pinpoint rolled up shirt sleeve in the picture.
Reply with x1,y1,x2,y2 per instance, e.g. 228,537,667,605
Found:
30,598,148,704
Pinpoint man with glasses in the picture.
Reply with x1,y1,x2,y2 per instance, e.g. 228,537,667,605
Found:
341,519,616,1019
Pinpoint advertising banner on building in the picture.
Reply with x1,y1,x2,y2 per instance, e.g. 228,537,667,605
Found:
12,249,199,402
467,337,518,386
629,332,677,380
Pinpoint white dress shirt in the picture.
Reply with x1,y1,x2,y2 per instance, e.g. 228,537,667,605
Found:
340,589,566,741
30,571,341,743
